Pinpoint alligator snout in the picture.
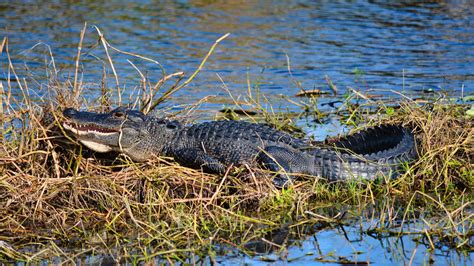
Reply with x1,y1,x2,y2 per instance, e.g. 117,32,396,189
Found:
63,108,78,118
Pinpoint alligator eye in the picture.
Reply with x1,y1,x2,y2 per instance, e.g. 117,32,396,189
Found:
166,121,180,130
113,111,125,118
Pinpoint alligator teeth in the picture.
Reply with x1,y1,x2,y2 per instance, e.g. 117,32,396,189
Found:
63,122,118,136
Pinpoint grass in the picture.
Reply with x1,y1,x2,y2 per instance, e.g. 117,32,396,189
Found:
0,28,472,263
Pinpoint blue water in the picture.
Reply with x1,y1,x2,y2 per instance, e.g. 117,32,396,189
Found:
1,0,473,264
1,1,473,106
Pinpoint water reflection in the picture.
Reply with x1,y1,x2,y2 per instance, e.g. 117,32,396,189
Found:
226,211,471,265
13,212,470,265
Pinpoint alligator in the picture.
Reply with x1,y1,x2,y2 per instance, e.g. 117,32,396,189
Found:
62,107,417,187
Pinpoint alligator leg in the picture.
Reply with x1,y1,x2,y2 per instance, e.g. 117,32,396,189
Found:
172,148,226,174
257,146,319,187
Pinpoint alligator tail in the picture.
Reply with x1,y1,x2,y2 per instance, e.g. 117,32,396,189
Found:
313,125,417,181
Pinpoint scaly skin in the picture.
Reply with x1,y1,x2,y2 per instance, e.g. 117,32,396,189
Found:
62,107,417,186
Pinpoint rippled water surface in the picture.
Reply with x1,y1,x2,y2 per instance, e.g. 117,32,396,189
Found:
1,0,473,264
2,1,473,104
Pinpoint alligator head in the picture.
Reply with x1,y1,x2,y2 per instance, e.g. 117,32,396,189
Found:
63,107,155,161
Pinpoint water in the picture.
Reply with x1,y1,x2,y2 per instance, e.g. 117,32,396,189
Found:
2,1,473,104
1,0,473,264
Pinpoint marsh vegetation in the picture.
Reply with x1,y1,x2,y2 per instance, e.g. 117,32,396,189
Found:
0,29,472,264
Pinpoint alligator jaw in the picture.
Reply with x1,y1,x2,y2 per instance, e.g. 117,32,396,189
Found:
63,121,119,153
77,139,114,153
63,122,119,136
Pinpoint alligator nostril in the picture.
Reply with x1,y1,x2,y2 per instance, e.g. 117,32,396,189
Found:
63,108,78,118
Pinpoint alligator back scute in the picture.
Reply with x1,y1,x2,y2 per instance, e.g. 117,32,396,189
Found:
186,120,306,148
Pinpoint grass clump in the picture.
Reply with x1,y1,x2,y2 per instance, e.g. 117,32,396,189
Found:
0,29,472,263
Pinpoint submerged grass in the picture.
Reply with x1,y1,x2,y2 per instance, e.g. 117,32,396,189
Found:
0,29,472,263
